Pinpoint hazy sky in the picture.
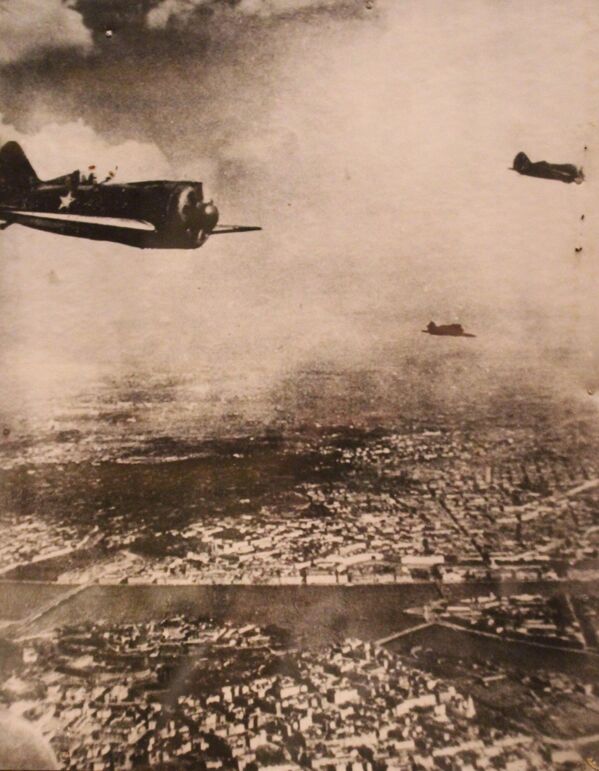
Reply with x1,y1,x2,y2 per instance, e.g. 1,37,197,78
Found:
0,0,598,424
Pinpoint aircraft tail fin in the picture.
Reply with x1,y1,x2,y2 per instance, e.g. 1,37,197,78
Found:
0,141,39,190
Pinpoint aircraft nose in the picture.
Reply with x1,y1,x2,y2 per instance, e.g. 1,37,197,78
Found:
202,202,219,231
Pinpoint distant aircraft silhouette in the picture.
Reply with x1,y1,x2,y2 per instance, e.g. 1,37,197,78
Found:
511,152,584,184
422,321,476,338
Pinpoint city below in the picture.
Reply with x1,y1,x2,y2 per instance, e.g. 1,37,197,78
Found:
1,381,598,769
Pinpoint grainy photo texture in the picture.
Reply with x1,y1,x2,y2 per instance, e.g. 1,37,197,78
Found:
0,1,598,769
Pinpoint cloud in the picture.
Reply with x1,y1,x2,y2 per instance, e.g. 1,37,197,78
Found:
0,0,92,64
0,115,172,182
235,0,344,16
147,0,206,28
147,0,348,28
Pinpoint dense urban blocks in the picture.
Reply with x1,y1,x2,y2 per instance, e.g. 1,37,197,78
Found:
0,420,596,586
0,618,567,770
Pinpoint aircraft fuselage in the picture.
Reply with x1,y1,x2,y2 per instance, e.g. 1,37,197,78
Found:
0,179,217,249
0,140,260,249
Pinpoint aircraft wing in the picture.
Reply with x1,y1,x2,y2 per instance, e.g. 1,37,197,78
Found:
210,225,262,235
0,207,157,247
0,209,156,232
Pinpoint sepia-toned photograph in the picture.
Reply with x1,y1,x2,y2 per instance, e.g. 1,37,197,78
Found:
0,0,598,768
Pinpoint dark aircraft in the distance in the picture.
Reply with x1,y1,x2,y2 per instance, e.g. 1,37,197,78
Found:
422,321,476,338
0,141,261,249
511,151,584,184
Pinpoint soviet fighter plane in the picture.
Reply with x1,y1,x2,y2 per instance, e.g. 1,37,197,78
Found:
511,151,584,184
0,141,261,249
422,321,476,338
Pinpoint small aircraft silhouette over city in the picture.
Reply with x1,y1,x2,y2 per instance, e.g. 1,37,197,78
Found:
511,151,584,184
0,142,261,249
422,321,476,338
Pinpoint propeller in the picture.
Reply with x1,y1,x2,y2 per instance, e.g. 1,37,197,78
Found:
176,187,219,245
